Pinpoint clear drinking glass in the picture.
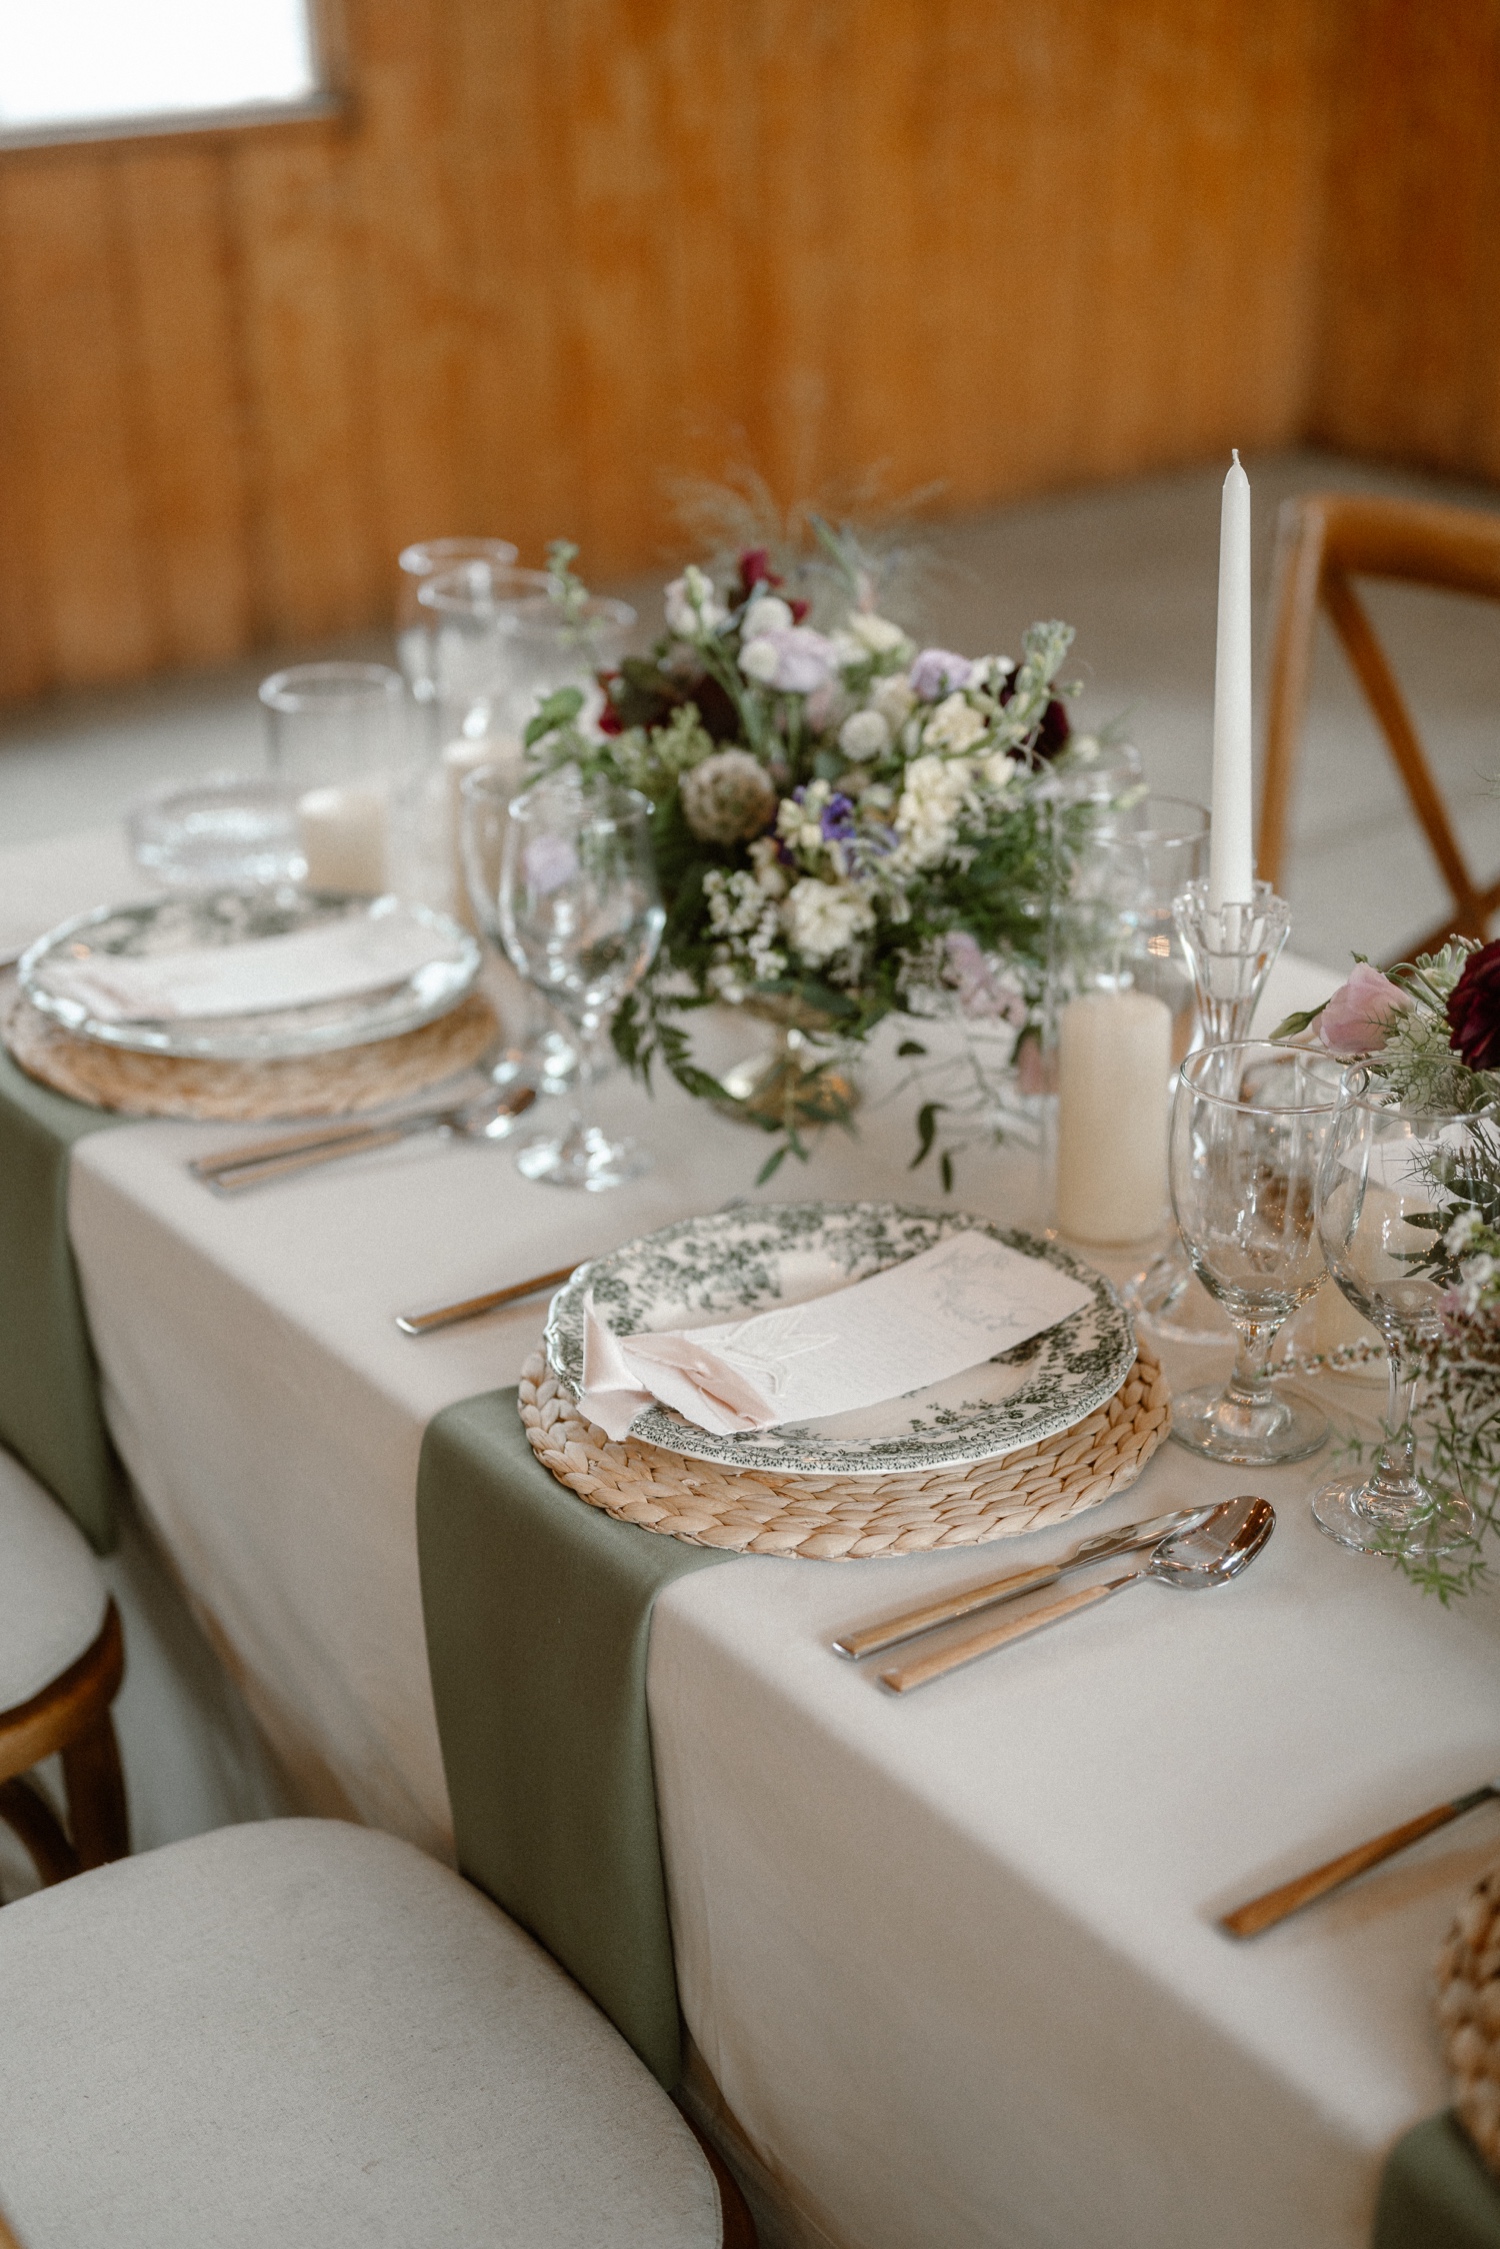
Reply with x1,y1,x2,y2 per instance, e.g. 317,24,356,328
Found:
1169,1041,1344,1465
1311,1079,1482,1556
396,537,519,705
499,770,665,1190
417,561,554,752
259,663,409,896
461,762,578,1096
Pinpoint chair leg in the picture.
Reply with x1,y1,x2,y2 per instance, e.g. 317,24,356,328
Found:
60,1712,129,1870
0,1776,81,1891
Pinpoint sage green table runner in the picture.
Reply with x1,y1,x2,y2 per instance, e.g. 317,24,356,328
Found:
1375,2114,1500,2248
416,1387,734,2090
0,1042,126,1552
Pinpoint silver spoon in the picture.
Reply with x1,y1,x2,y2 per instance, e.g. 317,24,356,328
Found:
192,1083,538,1194
880,1493,1275,1693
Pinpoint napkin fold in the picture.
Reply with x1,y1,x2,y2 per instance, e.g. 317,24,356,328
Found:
580,1230,1094,1442
39,910,449,1023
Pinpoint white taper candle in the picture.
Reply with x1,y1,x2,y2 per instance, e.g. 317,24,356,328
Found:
1208,449,1254,912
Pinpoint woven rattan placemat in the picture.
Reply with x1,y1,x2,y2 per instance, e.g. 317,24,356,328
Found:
519,1339,1170,1559
1437,1864,1500,2175
2,986,499,1122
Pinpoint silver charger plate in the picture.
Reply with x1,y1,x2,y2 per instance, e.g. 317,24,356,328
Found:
19,890,481,1061
545,1200,1135,1476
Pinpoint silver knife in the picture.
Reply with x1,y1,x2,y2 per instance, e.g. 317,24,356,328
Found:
830,1503,1214,1662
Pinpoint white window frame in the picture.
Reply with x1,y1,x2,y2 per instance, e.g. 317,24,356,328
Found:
0,0,342,153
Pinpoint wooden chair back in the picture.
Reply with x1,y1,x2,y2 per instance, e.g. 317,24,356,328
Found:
1259,493,1500,961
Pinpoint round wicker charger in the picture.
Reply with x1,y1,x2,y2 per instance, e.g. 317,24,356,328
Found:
1435,1864,1500,2176
519,1340,1170,1559
2,986,500,1123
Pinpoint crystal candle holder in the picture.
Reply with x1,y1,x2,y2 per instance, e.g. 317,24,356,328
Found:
1172,879,1292,1046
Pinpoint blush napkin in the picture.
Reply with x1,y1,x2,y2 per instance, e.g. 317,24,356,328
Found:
580,1230,1094,1442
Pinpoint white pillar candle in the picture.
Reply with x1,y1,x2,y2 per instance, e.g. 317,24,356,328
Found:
1055,989,1172,1246
1208,449,1254,912
297,784,389,895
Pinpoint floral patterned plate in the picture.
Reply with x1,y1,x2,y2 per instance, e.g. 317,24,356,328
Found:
544,1200,1135,1476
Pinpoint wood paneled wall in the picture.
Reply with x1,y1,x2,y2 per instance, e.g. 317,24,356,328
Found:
0,0,1488,702
1310,0,1500,478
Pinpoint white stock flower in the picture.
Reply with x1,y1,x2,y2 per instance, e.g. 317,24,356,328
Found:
923,692,987,755
848,612,907,655
1446,1208,1483,1258
742,594,793,638
749,836,788,896
785,877,875,965
838,708,890,762
871,674,916,728
893,754,974,869
982,749,1021,789
664,565,727,639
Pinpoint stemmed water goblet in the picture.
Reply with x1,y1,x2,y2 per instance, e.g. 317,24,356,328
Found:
461,763,578,1096
1169,1041,1344,1464
1311,1077,1482,1556
499,769,665,1190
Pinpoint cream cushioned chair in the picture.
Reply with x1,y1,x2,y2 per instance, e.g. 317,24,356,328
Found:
0,1818,739,2247
0,1448,127,1887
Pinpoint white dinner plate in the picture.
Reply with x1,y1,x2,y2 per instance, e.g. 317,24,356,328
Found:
545,1201,1135,1476
20,891,481,1061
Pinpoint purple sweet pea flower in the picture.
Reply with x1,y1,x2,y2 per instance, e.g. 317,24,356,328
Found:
943,929,1028,1025
819,792,856,843
910,648,974,701
741,626,838,694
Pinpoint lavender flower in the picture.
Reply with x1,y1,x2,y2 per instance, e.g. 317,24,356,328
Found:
910,648,974,701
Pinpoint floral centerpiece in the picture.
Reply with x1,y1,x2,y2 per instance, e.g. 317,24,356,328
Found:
1277,940,1500,1594
525,533,1099,1179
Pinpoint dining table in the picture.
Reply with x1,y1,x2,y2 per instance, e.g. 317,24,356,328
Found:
4,821,1500,2249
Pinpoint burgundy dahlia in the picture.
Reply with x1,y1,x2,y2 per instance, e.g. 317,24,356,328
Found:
1447,939,1500,1071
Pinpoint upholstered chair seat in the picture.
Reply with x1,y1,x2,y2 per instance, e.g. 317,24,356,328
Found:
0,1819,734,2248
0,1449,127,1886
0,1449,107,1713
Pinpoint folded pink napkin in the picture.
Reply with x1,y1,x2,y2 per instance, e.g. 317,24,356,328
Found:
579,1230,1093,1442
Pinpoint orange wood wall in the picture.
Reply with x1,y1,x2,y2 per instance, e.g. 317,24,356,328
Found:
0,0,1488,702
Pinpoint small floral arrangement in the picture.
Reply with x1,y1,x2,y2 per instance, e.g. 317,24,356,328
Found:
526,532,1100,1176
1274,940,1500,1108
1278,939,1500,1595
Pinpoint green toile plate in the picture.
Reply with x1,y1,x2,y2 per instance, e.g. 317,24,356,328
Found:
544,1200,1135,1477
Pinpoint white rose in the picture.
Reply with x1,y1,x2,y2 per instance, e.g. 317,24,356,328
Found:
664,564,727,639
784,877,875,965
923,692,986,754
848,612,908,655
739,634,782,683
838,708,890,762
982,750,1021,789
742,594,793,638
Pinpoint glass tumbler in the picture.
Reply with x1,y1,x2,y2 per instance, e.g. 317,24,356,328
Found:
396,537,519,707
1169,1041,1344,1465
259,663,408,895
499,768,665,1190
1312,1079,1483,1557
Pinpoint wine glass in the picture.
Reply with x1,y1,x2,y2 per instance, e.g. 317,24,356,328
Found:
1169,1041,1344,1464
499,770,665,1190
461,763,578,1096
1311,1078,1482,1556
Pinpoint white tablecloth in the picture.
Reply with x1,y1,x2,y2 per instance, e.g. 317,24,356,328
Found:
12,828,1496,2249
